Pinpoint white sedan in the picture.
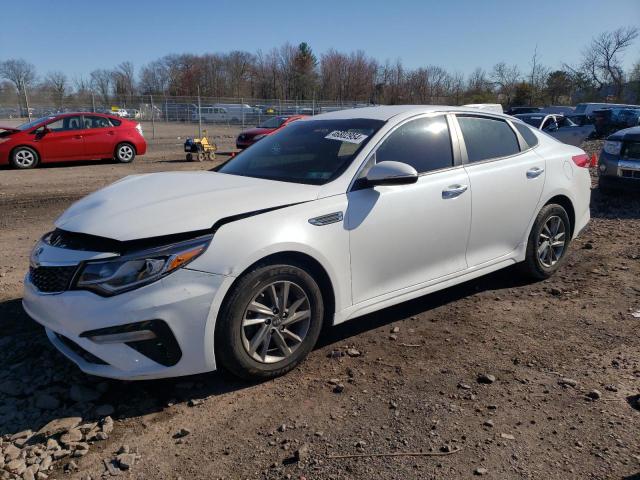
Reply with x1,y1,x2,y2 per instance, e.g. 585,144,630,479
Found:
23,106,591,380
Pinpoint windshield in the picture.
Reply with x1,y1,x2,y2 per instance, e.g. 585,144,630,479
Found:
517,115,544,128
17,116,55,131
574,104,587,114
218,118,384,185
259,116,288,129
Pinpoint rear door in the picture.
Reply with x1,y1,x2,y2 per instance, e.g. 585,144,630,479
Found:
82,115,117,158
455,114,545,267
36,115,85,160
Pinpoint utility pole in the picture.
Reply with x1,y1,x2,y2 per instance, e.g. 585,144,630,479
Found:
197,86,202,138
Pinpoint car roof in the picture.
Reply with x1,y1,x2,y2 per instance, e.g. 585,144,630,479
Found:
309,105,508,121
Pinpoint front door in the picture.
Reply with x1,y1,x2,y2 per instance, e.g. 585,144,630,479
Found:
36,115,85,161
347,115,471,304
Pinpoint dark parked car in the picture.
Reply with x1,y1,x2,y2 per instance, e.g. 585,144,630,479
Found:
0,112,146,169
598,126,640,193
505,106,542,115
593,108,640,138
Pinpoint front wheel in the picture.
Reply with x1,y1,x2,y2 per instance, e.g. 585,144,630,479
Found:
11,147,39,169
115,143,135,163
520,204,571,280
215,264,324,380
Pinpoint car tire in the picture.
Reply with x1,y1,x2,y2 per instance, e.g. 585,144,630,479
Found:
11,146,39,169
114,143,136,163
520,204,571,280
197,152,205,162
215,263,324,381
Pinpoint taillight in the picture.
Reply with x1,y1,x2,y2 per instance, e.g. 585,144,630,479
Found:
572,154,590,168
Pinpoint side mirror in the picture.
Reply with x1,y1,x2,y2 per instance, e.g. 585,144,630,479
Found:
34,126,50,137
365,161,418,186
543,123,558,132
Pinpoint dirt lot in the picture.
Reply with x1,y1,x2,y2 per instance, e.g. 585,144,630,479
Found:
0,136,639,480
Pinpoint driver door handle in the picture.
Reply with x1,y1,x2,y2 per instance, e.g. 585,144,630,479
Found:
526,167,544,179
442,184,468,199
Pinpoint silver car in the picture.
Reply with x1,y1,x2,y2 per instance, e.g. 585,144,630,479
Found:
515,113,594,146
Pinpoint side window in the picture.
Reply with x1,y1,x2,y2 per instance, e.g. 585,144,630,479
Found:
83,115,112,129
375,115,453,173
513,122,539,149
457,116,520,163
46,116,82,132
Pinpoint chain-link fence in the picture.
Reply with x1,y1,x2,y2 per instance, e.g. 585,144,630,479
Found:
0,90,375,138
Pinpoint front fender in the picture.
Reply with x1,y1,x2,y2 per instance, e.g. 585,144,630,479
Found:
189,195,352,329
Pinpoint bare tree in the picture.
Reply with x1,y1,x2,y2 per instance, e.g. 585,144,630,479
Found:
90,69,112,106
112,61,136,103
44,71,67,109
580,27,639,100
491,62,520,105
528,46,550,105
0,59,37,115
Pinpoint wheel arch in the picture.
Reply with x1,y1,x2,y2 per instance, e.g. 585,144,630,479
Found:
10,144,41,161
544,194,576,237
217,250,336,330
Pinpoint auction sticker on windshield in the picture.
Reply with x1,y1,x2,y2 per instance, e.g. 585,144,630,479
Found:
325,130,369,144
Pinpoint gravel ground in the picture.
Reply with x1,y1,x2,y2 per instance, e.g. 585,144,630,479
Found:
1,138,639,480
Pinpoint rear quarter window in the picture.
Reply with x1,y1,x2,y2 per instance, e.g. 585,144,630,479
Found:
109,118,122,126
513,122,539,149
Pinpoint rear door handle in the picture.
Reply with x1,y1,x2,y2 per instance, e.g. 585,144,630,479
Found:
526,167,544,179
73,135,83,140
442,184,468,199
107,131,115,135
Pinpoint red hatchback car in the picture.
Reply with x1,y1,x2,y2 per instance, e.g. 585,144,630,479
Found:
236,114,307,149
0,112,147,169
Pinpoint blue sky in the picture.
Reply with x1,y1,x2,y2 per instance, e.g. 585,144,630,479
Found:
1,0,638,78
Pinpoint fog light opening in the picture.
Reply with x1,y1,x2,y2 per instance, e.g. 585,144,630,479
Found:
89,330,157,344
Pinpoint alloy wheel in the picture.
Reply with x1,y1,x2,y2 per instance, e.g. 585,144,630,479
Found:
15,149,36,168
537,215,566,268
118,145,134,161
241,280,311,363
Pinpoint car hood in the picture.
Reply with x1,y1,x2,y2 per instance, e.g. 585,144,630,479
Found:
55,172,320,241
0,125,20,133
239,127,272,137
608,126,640,142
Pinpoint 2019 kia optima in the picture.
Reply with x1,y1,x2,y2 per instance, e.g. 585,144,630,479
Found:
22,106,591,380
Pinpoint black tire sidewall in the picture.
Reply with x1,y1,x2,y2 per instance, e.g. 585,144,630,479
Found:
11,147,39,169
523,204,571,280
115,143,135,163
215,264,324,380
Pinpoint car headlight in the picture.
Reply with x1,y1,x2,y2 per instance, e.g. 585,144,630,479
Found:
603,140,621,155
74,235,212,296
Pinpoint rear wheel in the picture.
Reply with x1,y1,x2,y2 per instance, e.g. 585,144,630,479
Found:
115,143,135,163
11,147,39,169
215,263,324,380
520,204,571,280
197,152,205,162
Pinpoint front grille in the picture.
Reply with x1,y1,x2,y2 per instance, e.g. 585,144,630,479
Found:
55,332,109,365
29,265,78,293
621,169,640,179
